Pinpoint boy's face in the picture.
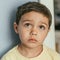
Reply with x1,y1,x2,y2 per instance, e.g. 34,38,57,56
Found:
14,11,49,48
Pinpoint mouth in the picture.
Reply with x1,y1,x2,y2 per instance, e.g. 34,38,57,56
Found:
28,38,37,43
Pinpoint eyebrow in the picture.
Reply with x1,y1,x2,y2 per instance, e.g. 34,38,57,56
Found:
40,22,48,26
21,19,33,22
21,19,48,26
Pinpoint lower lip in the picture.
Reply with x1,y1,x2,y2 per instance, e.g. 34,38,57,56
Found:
28,39,37,43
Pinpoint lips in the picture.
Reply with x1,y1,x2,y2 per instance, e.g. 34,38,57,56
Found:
28,38,37,42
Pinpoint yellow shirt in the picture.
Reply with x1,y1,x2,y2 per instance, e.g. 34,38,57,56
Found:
1,45,60,60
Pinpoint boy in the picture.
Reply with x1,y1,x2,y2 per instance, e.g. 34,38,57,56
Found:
1,2,60,60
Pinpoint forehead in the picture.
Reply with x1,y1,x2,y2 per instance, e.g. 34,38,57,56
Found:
20,11,49,25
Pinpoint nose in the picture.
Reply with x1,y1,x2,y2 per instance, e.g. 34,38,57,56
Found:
30,27,37,35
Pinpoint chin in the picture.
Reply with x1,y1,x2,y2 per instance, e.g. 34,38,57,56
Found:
26,43,41,48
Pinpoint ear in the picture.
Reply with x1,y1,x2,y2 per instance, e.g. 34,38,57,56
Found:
14,22,18,34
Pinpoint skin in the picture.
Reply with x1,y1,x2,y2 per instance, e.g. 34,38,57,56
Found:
14,11,50,58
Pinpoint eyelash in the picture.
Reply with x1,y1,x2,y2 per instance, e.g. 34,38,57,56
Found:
24,23,31,27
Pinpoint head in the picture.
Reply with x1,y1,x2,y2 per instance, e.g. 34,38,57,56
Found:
14,2,52,48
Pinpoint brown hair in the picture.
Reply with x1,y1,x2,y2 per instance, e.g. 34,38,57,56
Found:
16,2,52,28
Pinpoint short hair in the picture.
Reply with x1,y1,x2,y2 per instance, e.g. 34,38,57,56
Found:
16,2,52,28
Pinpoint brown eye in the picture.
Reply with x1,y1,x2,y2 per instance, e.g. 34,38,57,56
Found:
39,25,45,30
25,23,30,27
24,23,32,29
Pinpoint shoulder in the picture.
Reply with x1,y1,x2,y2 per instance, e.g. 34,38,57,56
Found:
1,45,18,60
44,45,60,60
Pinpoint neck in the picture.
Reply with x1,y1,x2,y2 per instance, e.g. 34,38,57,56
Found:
18,44,43,58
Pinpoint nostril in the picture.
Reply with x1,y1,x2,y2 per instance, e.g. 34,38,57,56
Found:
31,32,37,35
31,29,37,35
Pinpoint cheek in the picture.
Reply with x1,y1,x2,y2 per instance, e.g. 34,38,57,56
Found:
18,28,30,41
38,30,48,41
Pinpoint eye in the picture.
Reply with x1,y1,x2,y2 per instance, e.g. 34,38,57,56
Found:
24,23,32,28
39,25,45,30
25,23,30,26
